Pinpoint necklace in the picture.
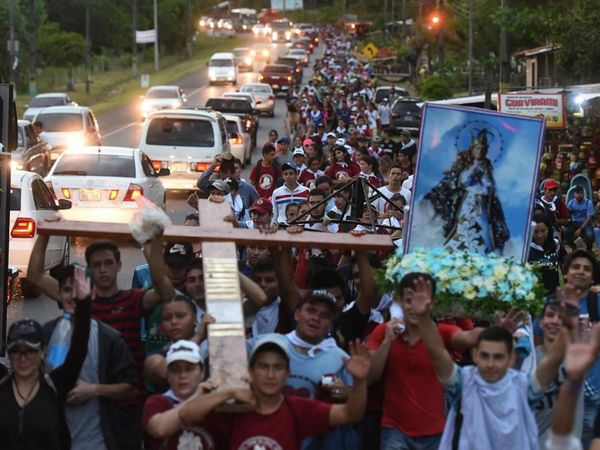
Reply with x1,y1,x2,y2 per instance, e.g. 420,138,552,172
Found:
13,378,38,404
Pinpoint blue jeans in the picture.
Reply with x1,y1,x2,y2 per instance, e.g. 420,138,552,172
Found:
380,427,441,450
564,222,594,250
582,396,600,449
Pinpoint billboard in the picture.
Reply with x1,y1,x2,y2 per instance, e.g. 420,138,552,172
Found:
405,104,545,262
270,0,303,10
498,92,566,129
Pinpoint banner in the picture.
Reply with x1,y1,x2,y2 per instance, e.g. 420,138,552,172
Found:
270,0,303,10
498,93,566,129
136,30,156,44
405,104,545,262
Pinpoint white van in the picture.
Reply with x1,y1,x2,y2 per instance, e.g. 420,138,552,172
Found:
208,52,237,86
138,108,231,190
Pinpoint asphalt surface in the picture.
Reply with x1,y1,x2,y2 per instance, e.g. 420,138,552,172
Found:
7,34,321,329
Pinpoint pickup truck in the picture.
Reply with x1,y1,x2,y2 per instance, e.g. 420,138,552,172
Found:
259,64,295,96
205,97,259,149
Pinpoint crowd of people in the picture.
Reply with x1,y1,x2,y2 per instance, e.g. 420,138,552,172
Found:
4,27,600,450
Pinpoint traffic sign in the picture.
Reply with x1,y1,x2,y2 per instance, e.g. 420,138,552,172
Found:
362,42,379,59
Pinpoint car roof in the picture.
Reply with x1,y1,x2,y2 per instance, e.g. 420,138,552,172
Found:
60,146,137,157
147,85,179,91
240,83,273,91
233,47,250,52
211,52,235,59
18,119,32,126
34,92,68,98
146,108,221,120
223,114,243,124
10,169,35,188
35,105,90,114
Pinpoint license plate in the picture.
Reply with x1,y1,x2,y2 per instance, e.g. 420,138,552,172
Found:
272,84,279,89
272,76,280,79
79,189,101,201
172,162,189,172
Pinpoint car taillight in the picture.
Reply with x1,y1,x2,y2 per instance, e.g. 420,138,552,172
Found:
287,76,292,81
124,184,143,201
11,218,36,238
61,188,71,199
109,189,119,200
46,181,57,200
151,160,163,171
230,136,243,145
195,162,212,172
269,95,274,101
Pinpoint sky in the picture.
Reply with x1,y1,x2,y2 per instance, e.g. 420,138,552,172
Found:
407,104,545,261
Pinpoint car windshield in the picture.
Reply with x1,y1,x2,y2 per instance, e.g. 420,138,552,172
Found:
271,21,291,30
210,59,233,67
242,85,270,94
146,88,177,99
30,97,65,107
53,154,136,177
36,113,83,132
392,102,421,115
10,187,21,211
146,118,215,147
206,99,252,113
264,65,290,73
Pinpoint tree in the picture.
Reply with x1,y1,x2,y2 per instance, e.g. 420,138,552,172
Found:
37,22,85,67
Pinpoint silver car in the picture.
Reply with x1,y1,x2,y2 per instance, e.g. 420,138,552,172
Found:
239,83,275,117
23,92,75,122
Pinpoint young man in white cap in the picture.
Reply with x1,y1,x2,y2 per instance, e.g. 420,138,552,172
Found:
178,332,370,450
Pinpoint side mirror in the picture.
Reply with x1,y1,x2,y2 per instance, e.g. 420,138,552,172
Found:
158,168,170,177
57,199,72,210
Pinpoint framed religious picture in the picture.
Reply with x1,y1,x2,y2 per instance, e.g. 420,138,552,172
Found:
405,103,545,262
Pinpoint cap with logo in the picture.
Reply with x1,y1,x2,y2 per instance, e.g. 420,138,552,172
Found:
166,339,207,366
300,289,338,311
7,319,44,352
164,242,194,267
281,161,298,173
251,198,273,215
293,148,306,156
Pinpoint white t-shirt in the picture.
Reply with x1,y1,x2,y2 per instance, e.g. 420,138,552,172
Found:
372,185,412,213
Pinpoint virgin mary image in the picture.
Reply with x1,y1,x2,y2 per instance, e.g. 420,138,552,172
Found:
425,128,510,254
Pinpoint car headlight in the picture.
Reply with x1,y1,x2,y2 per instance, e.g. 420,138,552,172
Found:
285,31,291,39
244,57,252,65
272,31,278,39
10,160,23,170
67,134,85,148
242,24,247,30
262,49,269,57
250,49,256,57
171,101,180,108
200,19,206,27
142,100,150,111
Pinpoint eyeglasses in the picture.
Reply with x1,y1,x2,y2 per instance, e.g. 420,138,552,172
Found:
8,348,39,359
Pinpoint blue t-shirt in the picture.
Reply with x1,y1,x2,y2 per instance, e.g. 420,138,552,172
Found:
567,197,594,223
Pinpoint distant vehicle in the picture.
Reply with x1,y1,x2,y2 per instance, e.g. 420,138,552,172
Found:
23,92,75,122
252,23,272,38
11,120,52,175
390,98,422,133
259,64,295,95
231,8,258,32
140,85,187,121
239,83,275,117
138,108,231,190
294,23,316,37
208,52,237,86
46,147,168,223
292,37,315,53
205,97,259,149
250,46,271,63
223,114,251,166
9,170,71,298
270,19,293,43
33,106,101,162
373,86,409,105
232,47,254,72
276,56,303,84
287,49,309,66
223,92,258,111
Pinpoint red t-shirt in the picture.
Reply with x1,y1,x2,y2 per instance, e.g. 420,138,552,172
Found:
204,395,332,450
92,289,145,390
142,394,216,450
325,163,360,181
365,323,460,437
250,164,280,199
297,170,318,189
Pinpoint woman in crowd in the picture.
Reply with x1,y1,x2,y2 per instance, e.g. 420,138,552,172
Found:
528,214,566,294
0,266,91,450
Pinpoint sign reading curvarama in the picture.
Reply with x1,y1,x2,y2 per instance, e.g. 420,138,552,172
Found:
498,93,566,129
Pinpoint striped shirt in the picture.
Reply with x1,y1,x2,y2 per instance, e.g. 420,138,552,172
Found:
271,183,309,224
91,289,145,391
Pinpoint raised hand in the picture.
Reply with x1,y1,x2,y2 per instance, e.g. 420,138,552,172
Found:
342,339,371,382
556,283,583,309
72,265,91,301
405,276,433,317
494,308,526,334
563,323,600,382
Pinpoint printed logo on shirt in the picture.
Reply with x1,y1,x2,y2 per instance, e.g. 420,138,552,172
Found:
336,171,350,179
238,436,282,450
259,174,274,191
177,427,214,449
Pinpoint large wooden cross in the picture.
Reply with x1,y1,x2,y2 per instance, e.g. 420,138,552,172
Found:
38,199,393,404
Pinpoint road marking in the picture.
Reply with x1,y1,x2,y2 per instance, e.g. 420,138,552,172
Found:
102,121,137,138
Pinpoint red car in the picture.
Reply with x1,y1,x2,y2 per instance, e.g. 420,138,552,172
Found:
259,64,295,95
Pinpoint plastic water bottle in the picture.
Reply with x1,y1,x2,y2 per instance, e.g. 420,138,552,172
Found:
46,312,73,370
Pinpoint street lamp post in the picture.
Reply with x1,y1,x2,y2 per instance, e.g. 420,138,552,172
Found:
154,0,159,71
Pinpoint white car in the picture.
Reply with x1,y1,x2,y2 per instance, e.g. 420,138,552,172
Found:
223,114,251,166
288,48,309,65
239,83,275,117
9,170,71,298
140,85,187,121
45,147,167,223
138,108,231,190
23,92,75,122
33,106,102,162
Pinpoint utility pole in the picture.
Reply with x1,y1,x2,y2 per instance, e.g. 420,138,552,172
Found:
402,0,407,37
468,0,474,94
438,0,445,64
132,0,138,75
28,0,38,96
499,0,510,92
8,0,17,84
154,0,159,71
85,1,91,94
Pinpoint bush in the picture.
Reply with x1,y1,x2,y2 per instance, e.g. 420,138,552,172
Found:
38,22,85,67
418,74,454,100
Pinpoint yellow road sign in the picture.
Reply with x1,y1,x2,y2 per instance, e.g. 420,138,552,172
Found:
362,42,379,59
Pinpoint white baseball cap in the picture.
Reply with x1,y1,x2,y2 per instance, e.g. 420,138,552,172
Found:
166,340,205,366
293,148,306,156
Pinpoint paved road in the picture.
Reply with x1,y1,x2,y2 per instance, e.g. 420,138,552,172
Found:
8,35,321,330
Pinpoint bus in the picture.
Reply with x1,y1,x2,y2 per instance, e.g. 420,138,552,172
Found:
231,8,258,32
